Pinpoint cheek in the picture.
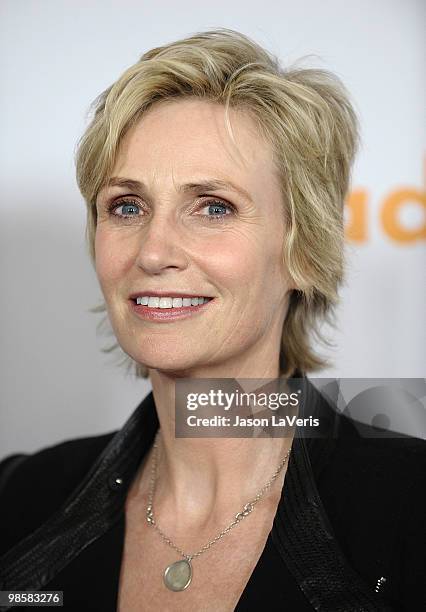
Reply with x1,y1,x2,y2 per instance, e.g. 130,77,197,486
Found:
199,233,260,286
94,228,132,288
202,229,282,290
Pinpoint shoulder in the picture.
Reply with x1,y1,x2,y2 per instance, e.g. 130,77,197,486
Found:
317,412,426,515
0,431,116,557
328,422,425,490
306,379,426,498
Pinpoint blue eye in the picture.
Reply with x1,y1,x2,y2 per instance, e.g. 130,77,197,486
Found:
199,200,234,220
108,199,141,217
208,203,227,215
121,202,139,215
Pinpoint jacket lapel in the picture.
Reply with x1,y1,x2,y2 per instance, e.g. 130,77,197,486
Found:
270,378,392,611
39,513,126,612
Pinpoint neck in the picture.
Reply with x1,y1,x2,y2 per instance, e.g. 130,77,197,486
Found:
144,363,295,530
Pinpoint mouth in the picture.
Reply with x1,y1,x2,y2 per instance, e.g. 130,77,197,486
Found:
128,293,215,322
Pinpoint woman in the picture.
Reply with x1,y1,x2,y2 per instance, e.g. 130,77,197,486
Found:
0,29,424,611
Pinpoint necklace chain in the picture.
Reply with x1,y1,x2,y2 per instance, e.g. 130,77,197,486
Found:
146,431,291,561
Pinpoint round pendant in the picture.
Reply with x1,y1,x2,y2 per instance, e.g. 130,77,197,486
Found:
163,559,192,591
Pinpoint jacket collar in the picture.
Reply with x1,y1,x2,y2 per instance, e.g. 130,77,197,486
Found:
0,379,388,611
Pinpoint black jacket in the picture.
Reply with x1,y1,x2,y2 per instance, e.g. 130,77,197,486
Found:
0,379,425,611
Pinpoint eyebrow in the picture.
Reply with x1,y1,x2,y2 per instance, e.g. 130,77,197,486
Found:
103,176,252,203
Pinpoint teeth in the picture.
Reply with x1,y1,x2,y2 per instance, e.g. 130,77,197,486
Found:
135,296,211,308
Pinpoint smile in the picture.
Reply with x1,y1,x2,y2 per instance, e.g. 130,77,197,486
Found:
129,295,215,322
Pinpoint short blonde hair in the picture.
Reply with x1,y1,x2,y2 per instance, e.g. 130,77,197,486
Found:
75,28,359,378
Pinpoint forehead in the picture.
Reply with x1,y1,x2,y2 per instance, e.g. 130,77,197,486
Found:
113,98,279,195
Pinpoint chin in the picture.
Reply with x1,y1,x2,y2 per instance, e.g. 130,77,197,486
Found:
125,347,206,377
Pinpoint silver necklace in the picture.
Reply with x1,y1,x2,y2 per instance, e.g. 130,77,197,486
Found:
146,430,291,592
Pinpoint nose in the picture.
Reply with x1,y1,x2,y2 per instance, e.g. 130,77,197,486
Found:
135,211,189,275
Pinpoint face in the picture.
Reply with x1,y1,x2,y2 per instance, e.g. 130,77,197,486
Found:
95,98,294,378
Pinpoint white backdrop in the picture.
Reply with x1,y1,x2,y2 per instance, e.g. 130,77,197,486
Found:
1,0,425,460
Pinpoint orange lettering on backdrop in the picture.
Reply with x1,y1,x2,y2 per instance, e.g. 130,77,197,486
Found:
345,189,368,242
381,189,426,243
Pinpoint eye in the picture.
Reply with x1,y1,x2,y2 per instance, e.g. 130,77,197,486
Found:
107,198,143,218
197,199,235,220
